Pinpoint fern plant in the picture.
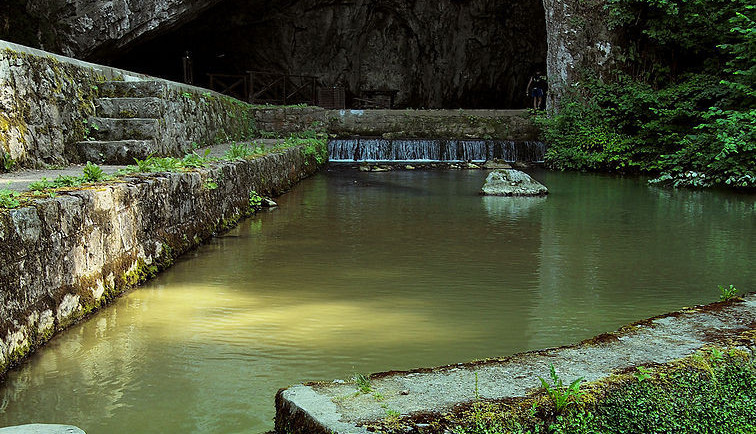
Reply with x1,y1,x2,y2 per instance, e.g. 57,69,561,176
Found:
539,364,584,414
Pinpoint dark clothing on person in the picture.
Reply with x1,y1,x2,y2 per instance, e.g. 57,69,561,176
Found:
530,75,546,96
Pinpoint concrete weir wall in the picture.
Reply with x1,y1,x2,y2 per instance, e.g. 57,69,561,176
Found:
254,107,539,141
276,295,756,433
0,147,321,373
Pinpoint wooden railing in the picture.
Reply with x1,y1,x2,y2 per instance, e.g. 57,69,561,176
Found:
207,74,248,101
248,71,317,106
208,71,323,106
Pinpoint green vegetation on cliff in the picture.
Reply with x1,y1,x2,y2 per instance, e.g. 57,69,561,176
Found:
540,0,755,189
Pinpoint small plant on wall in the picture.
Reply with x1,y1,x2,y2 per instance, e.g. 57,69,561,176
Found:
718,284,739,301
539,364,583,414
249,190,263,211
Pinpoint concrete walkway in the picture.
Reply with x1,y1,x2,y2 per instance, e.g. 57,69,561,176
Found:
0,140,287,192
276,294,756,433
0,164,127,192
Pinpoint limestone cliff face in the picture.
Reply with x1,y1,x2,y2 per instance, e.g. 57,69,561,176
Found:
542,0,616,108
236,0,547,108
3,0,222,58
2,0,617,108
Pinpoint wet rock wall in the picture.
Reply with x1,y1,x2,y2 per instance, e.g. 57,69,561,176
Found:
0,146,321,374
542,0,615,108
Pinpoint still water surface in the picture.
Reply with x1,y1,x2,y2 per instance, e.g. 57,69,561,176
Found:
0,169,754,433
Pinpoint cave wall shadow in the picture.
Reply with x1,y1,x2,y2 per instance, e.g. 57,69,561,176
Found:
108,0,547,109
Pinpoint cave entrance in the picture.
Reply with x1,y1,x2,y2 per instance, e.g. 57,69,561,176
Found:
107,0,547,109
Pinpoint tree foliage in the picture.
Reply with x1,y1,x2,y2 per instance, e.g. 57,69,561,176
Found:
541,0,755,188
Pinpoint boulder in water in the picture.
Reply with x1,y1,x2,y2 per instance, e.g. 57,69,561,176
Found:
481,169,548,196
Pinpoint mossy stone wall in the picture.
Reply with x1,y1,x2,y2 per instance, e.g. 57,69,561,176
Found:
0,44,106,169
253,108,539,141
0,146,322,375
0,39,259,170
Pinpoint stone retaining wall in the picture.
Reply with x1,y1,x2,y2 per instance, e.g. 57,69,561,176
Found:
0,146,321,374
0,40,257,170
254,108,539,141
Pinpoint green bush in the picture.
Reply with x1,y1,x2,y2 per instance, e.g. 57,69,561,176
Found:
451,348,756,434
0,188,21,209
541,1,755,189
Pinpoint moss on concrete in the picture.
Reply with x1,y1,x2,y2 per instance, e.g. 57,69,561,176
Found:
366,332,756,434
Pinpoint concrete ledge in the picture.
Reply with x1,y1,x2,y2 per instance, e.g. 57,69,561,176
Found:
0,145,322,374
326,109,539,140
0,425,84,433
275,294,756,433
252,107,539,141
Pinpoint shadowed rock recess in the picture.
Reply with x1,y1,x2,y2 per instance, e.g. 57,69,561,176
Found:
3,0,548,108
2,1,622,109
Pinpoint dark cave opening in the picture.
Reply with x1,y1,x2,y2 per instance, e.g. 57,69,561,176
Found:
107,0,547,109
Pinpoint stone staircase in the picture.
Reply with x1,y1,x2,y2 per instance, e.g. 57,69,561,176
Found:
76,81,168,165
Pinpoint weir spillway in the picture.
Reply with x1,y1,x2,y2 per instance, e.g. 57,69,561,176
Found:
328,138,546,163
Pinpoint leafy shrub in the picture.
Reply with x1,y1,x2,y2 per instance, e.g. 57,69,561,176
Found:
541,0,755,189
82,161,108,182
0,188,21,209
539,364,584,414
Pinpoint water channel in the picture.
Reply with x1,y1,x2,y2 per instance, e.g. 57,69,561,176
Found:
0,169,754,433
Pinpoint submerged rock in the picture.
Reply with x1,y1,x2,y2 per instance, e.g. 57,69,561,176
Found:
481,169,548,196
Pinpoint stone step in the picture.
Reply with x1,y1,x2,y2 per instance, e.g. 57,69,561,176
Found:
87,117,161,141
95,97,163,119
98,80,169,98
76,140,157,165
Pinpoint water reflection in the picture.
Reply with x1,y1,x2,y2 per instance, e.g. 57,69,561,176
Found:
0,169,753,433
482,195,548,221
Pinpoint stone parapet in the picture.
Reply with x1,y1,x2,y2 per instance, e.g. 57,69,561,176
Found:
253,107,539,141
0,146,322,374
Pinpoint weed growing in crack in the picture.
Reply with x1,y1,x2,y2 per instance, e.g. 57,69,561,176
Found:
539,364,583,414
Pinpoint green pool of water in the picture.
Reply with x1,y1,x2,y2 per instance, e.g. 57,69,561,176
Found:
0,169,753,433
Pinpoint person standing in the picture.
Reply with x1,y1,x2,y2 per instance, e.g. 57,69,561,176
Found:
526,71,546,111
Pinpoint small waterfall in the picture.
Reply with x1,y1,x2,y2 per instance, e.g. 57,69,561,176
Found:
328,138,546,163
